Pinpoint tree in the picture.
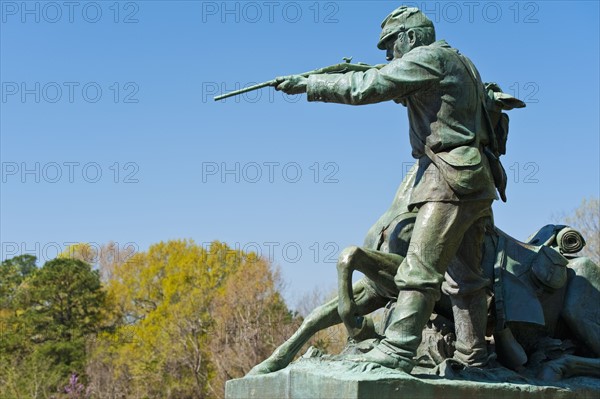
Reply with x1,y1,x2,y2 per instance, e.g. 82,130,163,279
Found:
207,258,299,397
1,256,39,384
563,197,599,264
23,258,105,354
96,241,137,282
0,254,37,308
0,255,40,397
87,240,300,399
59,242,136,283
0,257,106,398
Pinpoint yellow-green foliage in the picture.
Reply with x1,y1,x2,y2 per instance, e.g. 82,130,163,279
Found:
89,240,298,399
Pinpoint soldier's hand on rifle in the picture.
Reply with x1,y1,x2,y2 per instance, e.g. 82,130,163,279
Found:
275,75,308,95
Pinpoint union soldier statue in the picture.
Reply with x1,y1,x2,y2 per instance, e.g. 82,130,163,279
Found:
276,6,500,371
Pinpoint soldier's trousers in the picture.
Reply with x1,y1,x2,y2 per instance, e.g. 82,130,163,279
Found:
378,199,493,366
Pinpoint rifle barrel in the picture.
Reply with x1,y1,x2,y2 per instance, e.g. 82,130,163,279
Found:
213,79,277,101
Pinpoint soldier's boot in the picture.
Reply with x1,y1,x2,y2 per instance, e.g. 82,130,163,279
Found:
347,289,435,373
450,290,490,367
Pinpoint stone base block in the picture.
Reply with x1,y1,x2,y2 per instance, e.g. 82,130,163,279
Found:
226,358,599,399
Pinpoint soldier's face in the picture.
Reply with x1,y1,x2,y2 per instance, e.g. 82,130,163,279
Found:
385,32,411,61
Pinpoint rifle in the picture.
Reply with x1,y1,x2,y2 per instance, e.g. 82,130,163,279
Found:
213,58,385,101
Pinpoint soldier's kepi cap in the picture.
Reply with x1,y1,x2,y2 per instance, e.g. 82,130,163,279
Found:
377,6,434,50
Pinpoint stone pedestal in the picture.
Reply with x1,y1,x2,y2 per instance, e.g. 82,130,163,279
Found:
226,358,599,399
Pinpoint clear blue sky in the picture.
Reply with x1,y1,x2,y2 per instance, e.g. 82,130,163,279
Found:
1,1,599,306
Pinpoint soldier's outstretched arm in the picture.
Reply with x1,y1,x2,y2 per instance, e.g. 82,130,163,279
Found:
304,50,441,106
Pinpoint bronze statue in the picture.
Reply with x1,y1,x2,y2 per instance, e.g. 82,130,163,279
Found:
274,6,505,372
